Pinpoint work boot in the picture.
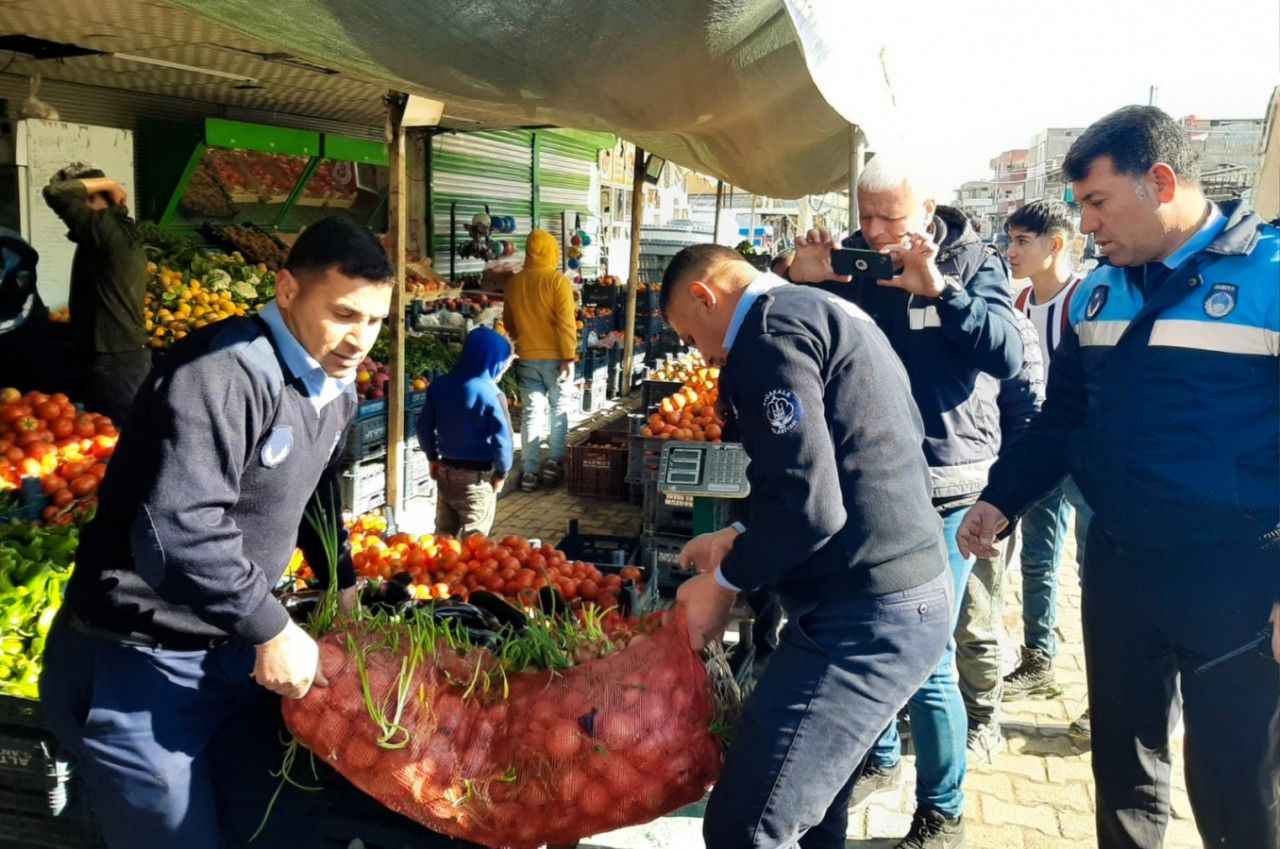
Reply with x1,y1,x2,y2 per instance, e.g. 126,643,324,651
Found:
895,809,965,849
540,459,564,487
1002,646,1058,699
966,721,1004,763
849,761,902,809
1069,709,1091,747
520,472,539,493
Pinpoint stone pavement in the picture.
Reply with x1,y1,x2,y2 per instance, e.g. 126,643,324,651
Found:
488,482,1207,849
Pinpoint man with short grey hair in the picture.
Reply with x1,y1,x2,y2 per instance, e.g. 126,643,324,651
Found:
790,155,1023,849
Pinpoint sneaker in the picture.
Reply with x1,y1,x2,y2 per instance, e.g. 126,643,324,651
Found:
540,460,564,487
849,761,902,809
520,473,539,493
1068,709,1091,745
1002,646,1058,700
966,721,1004,762
895,809,964,849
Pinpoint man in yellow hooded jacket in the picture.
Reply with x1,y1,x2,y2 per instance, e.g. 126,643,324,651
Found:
502,229,578,491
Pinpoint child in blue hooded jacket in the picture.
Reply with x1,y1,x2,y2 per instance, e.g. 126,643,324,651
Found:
415,327,514,537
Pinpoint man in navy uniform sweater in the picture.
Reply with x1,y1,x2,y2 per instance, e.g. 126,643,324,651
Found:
39,217,394,849
662,244,952,849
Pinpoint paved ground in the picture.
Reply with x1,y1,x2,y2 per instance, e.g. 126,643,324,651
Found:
488,471,1208,849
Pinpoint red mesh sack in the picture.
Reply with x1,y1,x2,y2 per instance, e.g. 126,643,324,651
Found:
282,606,723,849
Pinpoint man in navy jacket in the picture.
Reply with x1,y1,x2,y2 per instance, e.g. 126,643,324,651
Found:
789,156,1023,848
960,105,1280,849
662,244,952,849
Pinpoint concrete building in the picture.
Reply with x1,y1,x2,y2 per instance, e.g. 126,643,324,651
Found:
1025,128,1084,203
954,179,997,239
1253,87,1280,221
1179,114,1266,202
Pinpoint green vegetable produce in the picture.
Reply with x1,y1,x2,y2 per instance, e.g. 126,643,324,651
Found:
0,520,79,699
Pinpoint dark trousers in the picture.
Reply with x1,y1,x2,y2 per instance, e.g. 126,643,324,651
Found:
746,589,784,658
1082,525,1279,849
84,349,151,426
39,616,312,849
704,569,953,849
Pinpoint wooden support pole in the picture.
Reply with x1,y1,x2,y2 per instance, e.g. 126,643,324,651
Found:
713,179,724,244
621,146,647,390
386,94,408,516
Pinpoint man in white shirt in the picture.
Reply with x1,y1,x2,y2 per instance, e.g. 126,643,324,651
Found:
1001,200,1093,700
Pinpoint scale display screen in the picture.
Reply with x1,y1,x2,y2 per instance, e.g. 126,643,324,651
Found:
664,448,704,486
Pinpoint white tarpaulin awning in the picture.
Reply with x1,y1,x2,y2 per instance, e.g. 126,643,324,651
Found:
163,0,901,198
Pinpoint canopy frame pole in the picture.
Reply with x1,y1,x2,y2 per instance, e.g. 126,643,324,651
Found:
713,179,724,244
849,124,866,234
621,146,647,391
386,93,408,516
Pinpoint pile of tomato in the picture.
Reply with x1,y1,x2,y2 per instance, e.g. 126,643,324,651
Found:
639,367,726,442
292,516,646,613
0,388,117,525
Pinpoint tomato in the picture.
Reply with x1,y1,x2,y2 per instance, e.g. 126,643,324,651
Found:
40,475,67,495
0,387,19,404
51,419,74,439
14,416,39,433
499,556,521,572
499,567,518,582
4,447,22,464
34,401,61,422
528,553,548,572
91,436,116,460
69,474,99,497
89,463,109,481
483,575,505,592
579,579,600,600
49,393,70,407
42,505,61,523
559,579,580,600
18,458,41,477
52,488,75,508
74,415,96,438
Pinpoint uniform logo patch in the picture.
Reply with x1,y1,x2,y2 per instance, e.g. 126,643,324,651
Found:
261,426,293,468
1085,285,1109,320
763,389,802,435
1203,284,1237,319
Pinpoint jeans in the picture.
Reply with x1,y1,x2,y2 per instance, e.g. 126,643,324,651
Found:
867,507,974,818
517,360,571,476
1082,527,1278,849
956,535,1010,727
704,570,953,849
1062,475,1093,578
39,616,318,849
1018,483,1074,656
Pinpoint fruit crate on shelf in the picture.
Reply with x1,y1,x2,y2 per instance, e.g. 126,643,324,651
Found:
573,348,609,384
580,283,619,309
342,411,388,461
640,379,684,415
403,447,434,501
404,390,428,429
556,520,656,614
341,458,386,515
626,413,711,485
566,429,630,500
641,481,733,538
579,376,608,414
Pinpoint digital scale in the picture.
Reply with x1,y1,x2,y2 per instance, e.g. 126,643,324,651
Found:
657,443,750,498
656,443,750,536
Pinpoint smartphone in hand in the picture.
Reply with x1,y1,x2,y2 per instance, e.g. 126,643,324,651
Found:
831,248,897,280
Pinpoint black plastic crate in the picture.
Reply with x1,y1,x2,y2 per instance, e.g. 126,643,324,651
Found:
580,376,608,414
557,518,637,566
566,430,629,500
0,810,103,849
641,481,734,537
342,410,388,461
341,458,386,515
636,533,694,596
0,727,73,818
0,696,42,731
640,379,684,414
581,283,619,309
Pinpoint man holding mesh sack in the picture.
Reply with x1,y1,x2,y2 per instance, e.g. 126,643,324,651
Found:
661,244,953,849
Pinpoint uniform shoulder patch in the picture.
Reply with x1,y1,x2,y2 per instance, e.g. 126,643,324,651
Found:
1085,285,1109,320
1202,283,1237,319
261,425,293,468
763,389,802,435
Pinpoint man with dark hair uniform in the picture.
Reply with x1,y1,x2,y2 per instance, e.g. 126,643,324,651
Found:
661,243,952,849
960,105,1280,849
42,164,150,424
39,217,394,849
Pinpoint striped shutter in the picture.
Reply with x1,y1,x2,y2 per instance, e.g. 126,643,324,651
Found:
537,130,602,276
430,129,534,277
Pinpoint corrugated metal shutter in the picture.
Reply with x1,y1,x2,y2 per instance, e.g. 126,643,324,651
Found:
537,129,600,276
431,129,533,278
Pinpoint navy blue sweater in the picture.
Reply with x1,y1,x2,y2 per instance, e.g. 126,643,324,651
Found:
718,284,945,601
416,328,514,475
805,207,1024,504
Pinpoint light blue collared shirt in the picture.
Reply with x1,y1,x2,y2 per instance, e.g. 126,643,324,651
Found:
722,272,790,351
1162,202,1225,270
258,301,354,414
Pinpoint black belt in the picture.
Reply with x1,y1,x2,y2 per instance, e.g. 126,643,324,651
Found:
441,458,493,472
67,611,230,652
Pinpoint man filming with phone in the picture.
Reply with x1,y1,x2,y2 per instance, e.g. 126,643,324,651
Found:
788,157,1022,849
